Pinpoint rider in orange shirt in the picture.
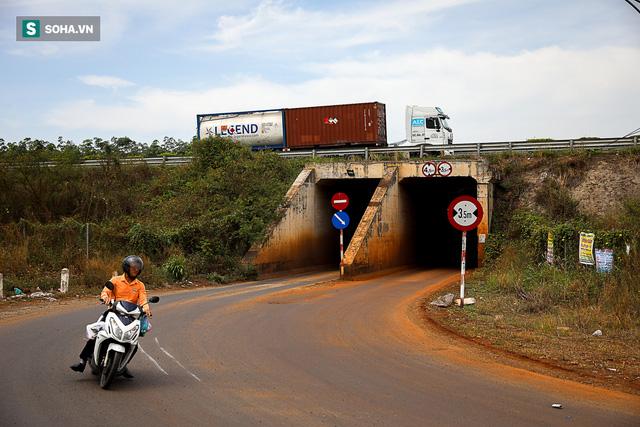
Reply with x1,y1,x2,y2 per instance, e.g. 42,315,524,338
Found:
70,256,152,377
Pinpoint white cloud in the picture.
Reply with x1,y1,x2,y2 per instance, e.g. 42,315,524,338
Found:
45,45,640,143
78,75,135,89
198,0,477,52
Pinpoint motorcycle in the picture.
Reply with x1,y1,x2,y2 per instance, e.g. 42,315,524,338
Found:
88,282,159,389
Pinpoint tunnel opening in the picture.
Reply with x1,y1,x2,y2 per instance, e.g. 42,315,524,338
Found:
401,177,479,268
315,178,380,267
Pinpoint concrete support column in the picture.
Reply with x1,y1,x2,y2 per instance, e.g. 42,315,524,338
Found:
342,167,404,279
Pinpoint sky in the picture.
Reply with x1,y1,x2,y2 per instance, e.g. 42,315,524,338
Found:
1,0,639,144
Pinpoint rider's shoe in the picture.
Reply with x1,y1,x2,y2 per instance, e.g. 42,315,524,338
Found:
121,367,134,379
70,360,86,373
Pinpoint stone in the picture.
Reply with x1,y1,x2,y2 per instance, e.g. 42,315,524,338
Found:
430,293,455,307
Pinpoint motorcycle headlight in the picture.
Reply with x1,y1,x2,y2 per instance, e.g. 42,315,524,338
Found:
123,325,139,342
109,317,123,340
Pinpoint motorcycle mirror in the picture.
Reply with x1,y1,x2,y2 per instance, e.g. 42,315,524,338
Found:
104,281,114,291
149,296,160,303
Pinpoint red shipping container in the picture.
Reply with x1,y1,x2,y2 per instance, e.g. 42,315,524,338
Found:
284,102,386,149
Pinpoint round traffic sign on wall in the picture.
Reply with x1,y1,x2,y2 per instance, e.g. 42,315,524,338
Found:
331,192,350,211
422,162,437,177
448,195,483,232
437,161,452,177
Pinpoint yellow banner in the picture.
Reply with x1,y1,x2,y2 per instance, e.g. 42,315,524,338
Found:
579,232,595,265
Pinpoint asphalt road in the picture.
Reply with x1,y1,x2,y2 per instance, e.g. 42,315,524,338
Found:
1,269,638,426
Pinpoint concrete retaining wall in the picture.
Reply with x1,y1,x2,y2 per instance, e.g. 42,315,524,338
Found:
243,168,328,275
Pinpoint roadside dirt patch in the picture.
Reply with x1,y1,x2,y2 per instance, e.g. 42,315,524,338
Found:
0,297,93,325
423,283,640,396
504,153,640,218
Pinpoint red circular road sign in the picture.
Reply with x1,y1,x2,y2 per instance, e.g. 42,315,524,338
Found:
437,161,452,177
422,161,437,177
448,195,483,231
331,192,349,210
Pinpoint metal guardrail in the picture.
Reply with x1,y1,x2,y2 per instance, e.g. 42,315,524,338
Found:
36,156,194,168
11,136,637,167
279,136,639,159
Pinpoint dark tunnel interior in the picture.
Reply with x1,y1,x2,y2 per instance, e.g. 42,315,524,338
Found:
313,176,479,270
315,179,380,266
401,177,479,268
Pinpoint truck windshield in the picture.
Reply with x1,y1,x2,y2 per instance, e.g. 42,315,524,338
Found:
440,118,451,132
425,118,439,129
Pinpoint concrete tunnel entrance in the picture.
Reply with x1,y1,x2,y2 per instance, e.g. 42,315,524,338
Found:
244,161,492,279
316,179,380,266
401,177,479,268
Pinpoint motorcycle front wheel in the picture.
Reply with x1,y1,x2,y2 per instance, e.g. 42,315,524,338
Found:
100,351,122,389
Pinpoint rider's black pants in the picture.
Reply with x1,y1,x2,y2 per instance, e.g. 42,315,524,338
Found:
79,339,96,361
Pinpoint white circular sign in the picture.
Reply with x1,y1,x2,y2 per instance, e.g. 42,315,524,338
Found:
422,162,436,177
448,195,483,231
437,161,452,177
453,200,478,227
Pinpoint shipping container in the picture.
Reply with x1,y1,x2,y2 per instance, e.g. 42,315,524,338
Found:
284,102,386,149
196,102,387,150
197,109,285,149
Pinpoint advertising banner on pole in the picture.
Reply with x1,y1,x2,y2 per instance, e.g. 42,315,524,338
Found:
595,249,614,273
579,232,595,265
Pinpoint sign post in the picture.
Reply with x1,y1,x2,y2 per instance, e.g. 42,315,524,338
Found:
448,195,484,307
331,193,350,277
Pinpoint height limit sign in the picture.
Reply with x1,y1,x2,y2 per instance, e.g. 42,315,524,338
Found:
448,195,483,231
448,195,483,307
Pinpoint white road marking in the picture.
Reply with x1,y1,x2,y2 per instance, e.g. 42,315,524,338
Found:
155,337,202,382
139,344,168,375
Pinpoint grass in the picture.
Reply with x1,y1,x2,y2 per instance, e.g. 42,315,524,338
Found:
0,137,303,293
424,151,640,392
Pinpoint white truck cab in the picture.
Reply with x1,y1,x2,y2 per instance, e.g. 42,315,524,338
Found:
401,105,453,147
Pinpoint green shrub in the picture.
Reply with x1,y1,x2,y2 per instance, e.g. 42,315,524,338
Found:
206,272,225,284
163,255,188,282
534,178,579,219
127,223,169,258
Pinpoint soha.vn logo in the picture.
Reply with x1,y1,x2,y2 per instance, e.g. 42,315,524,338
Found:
22,20,40,38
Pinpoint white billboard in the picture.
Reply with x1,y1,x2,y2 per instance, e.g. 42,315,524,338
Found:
198,110,284,148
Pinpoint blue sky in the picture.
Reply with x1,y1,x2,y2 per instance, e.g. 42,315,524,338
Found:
2,0,639,144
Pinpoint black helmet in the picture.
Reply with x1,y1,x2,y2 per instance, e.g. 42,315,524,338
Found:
122,255,144,279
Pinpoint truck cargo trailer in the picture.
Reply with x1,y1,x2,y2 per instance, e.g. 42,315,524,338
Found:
197,102,387,150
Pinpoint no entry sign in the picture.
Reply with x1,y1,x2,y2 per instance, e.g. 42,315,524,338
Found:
448,195,483,232
331,192,349,211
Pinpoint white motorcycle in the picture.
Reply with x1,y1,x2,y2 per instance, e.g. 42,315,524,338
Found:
87,283,159,389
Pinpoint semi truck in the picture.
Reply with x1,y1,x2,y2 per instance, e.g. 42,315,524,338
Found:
196,102,453,150
394,105,453,148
